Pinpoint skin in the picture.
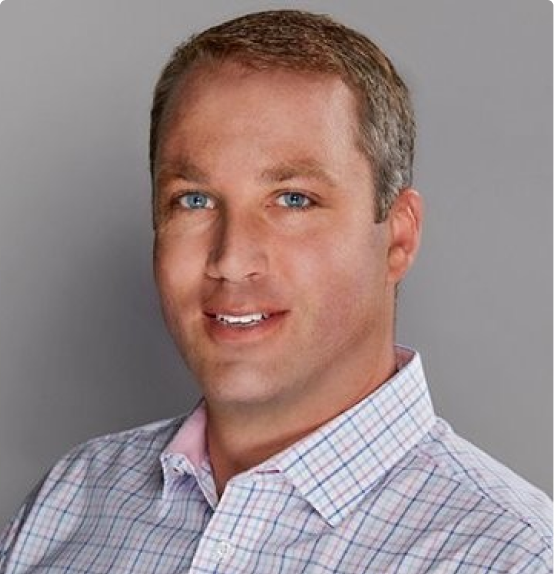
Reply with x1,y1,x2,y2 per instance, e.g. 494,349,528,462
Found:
153,62,422,494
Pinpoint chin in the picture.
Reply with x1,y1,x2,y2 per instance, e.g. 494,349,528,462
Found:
199,369,284,409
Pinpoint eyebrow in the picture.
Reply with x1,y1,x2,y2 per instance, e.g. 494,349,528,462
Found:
155,157,338,189
260,159,338,188
154,159,210,188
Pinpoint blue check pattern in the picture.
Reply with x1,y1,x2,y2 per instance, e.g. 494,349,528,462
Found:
1,350,552,573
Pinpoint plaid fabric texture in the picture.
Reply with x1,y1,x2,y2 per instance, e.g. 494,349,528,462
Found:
1,350,552,573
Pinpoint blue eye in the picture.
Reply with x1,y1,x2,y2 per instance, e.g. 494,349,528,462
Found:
277,192,312,209
179,192,214,210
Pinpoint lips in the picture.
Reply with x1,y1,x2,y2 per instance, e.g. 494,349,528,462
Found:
203,308,288,342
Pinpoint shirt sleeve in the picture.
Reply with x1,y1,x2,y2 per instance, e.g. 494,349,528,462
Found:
489,526,553,574
0,478,46,574
510,548,553,574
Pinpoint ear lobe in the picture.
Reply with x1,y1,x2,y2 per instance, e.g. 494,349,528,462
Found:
386,188,423,284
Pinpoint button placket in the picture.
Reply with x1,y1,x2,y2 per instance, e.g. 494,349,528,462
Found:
214,539,234,562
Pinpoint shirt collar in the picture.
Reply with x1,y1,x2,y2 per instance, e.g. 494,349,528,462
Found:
160,399,215,504
162,347,436,526
165,399,208,470
265,347,436,526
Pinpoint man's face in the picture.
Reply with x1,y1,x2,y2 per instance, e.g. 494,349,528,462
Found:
153,63,398,412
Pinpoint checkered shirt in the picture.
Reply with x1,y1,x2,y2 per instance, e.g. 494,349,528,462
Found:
1,349,552,573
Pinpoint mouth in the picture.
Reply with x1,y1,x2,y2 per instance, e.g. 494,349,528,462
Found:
203,309,287,342
214,312,270,328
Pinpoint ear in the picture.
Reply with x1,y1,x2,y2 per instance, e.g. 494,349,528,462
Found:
386,188,423,284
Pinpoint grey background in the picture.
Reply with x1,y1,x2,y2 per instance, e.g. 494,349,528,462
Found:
0,0,551,526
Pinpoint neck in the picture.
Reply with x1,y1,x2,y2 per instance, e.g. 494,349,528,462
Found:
206,344,397,496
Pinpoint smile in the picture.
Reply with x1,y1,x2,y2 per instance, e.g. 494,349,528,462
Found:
215,312,270,327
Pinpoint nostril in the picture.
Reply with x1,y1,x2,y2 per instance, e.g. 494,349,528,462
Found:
205,238,268,282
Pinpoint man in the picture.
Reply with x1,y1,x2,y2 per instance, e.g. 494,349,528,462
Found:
1,9,551,573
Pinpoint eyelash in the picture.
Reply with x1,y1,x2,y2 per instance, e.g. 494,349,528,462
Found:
275,191,314,210
174,191,215,210
172,190,316,211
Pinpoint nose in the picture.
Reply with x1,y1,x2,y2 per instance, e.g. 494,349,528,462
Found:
205,209,269,283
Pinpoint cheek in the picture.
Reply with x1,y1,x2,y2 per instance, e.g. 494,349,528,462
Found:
296,223,386,283
290,227,388,320
154,237,204,311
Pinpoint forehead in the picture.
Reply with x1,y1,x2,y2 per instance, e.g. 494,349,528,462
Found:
153,61,376,217
157,61,362,149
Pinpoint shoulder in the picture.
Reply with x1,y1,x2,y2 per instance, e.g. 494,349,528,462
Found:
28,414,186,501
417,419,551,529
41,415,186,488
58,415,185,465
0,415,186,570
398,418,552,570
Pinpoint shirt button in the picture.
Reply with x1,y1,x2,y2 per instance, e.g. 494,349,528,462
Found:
214,540,234,561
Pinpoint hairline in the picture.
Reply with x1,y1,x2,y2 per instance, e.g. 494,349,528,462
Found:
151,57,376,219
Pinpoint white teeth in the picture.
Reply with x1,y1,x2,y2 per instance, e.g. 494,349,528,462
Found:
216,312,268,325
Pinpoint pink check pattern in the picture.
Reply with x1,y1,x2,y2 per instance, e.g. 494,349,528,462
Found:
1,349,552,573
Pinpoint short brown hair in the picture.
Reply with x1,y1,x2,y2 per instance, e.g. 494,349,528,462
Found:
150,9,415,222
